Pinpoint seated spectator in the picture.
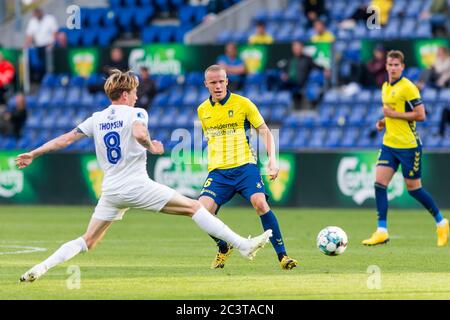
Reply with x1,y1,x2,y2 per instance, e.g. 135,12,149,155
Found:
136,67,157,111
216,42,246,91
339,4,371,30
310,20,335,43
417,46,450,89
248,21,273,45
439,106,450,137
365,44,387,88
371,0,393,26
303,0,327,28
279,41,330,110
54,30,68,49
0,52,15,106
420,0,449,36
0,93,27,138
104,47,128,73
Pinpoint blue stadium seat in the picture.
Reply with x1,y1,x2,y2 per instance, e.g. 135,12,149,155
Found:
49,87,67,108
274,91,292,107
157,26,177,43
135,7,154,27
217,30,233,44
405,67,421,82
98,27,118,46
400,18,417,38
308,128,327,148
323,90,340,104
348,105,367,126
438,88,450,102
356,90,372,104
142,26,158,44
65,29,81,46
88,8,107,27
66,87,82,108
42,74,58,88
115,7,135,32
109,0,122,8
422,87,438,103
405,0,423,17
81,28,98,46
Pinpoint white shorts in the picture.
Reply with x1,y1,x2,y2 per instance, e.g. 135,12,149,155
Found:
92,179,176,221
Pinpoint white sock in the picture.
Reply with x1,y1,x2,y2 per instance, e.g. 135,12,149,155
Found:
377,227,388,233
42,237,88,270
192,207,248,250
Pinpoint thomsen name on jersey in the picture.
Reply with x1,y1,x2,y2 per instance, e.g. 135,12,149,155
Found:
99,121,124,131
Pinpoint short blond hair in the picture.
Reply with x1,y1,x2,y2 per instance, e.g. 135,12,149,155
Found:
204,64,227,79
104,69,139,101
387,50,405,64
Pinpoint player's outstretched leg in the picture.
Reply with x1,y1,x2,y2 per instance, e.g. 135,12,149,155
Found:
408,186,448,247
250,194,298,270
20,218,112,283
161,192,272,260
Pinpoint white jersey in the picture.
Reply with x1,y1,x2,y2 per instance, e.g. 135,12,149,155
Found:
78,105,149,195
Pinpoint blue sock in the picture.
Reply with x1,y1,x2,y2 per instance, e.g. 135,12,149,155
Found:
209,235,229,253
260,210,287,261
375,183,388,229
408,188,443,223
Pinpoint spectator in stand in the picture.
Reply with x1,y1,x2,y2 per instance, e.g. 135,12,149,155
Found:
0,93,27,139
54,30,68,49
417,46,450,89
24,8,58,83
310,20,335,43
136,67,157,111
366,44,387,88
0,52,15,106
104,47,129,73
280,41,330,110
216,42,246,91
339,4,371,30
303,0,327,28
420,0,449,36
371,0,393,26
248,20,273,45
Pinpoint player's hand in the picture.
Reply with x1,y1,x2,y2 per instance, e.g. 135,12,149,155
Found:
267,162,279,181
149,140,164,155
15,153,34,169
376,119,385,131
382,104,396,118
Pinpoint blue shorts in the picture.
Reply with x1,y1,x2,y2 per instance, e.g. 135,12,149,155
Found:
199,163,268,208
377,145,422,179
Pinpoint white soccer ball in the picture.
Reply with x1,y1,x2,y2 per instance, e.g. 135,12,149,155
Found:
316,226,348,256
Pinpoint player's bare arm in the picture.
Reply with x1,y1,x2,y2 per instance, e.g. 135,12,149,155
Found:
383,103,426,121
132,121,164,154
376,118,386,131
15,128,86,169
256,123,279,181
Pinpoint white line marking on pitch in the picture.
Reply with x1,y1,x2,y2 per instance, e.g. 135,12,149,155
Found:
0,245,47,255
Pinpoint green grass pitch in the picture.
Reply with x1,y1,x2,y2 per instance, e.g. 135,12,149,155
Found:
1,205,449,300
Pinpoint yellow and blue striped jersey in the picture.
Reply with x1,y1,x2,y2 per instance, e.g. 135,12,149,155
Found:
381,76,423,149
197,91,265,172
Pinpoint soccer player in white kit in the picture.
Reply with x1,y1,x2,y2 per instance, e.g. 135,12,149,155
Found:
17,69,272,282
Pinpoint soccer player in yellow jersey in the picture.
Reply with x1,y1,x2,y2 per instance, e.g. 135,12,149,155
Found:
198,65,298,270
362,50,449,247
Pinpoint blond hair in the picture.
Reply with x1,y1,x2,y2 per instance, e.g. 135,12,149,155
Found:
104,69,139,101
204,64,227,78
387,50,405,64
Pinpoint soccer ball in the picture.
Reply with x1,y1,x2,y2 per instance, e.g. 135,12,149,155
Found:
316,226,348,256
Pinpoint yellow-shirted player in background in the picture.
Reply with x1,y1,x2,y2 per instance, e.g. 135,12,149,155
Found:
363,50,449,247
198,65,298,270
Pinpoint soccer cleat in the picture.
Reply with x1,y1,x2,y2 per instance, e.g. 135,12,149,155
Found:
211,244,234,269
239,229,272,260
362,231,390,246
280,255,299,270
19,264,47,283
437,219,449,247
